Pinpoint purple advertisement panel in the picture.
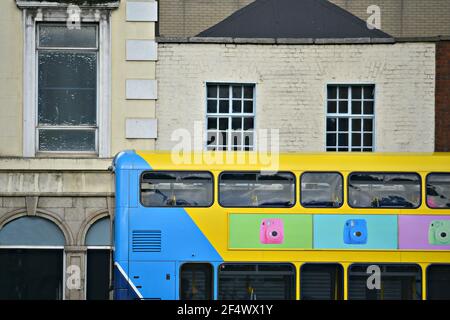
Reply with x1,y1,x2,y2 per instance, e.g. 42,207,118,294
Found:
399,215,450,250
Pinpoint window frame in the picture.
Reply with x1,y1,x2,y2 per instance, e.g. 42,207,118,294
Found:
426,263,450,300
347,263,422,300
22,8,112,157
347,171,422,209
218,171,296,208
139,170,215,208
300,171,344,208
217,262,296,300
300,263,344,300
425,173,450,209
325,84,376,152
205,82,256,151
179,262,214,300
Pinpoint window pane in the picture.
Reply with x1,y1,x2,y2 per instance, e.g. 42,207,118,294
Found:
338,118,348,131
207,85,217,98
244,132,254,147
300,264,343,300
243,117,254,130
207,118,217,130
363,133,373,147
352,101,362,115
219,85,229,98
39,25,97,48
352,133,362,147
141,172,213,207
243,86,253,99
232,100,242,113
363,119,373,132
326,133,336,147
219,172,295,207
207,132,217,147
231,132,241,147
38,52,97,126
327,118,336,131
363,86,374,100
338,133,348,147
427,265,450,300
348,264,421,300
338,86,348,99
348,173,421,208
231,118,242,130
352,86,362,99
327,86,337,99
232,86,242,99
219,100,229,113
243,101,253,113
338,101,348,113
426,174,450,208
327,101,336,114
301,173,343,208
352,119,361,131
219,118,228,130
180,264,213,300
207,100,217,113
39,129,95,152
363,101,374,115
218,264,295,300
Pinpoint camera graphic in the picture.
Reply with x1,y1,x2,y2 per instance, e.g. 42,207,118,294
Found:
344,219,368,244
260,218,284,244
428,220,450,245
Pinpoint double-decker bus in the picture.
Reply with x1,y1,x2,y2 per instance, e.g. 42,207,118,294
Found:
112,150,450,300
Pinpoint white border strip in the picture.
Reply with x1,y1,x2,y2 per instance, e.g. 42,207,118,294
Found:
114,262,143,299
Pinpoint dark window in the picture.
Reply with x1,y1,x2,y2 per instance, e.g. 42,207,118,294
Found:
218,264,295,300
348,173,421,208
219,172,295,207
180,263,213,300
326,85,375,152
300,264,344,300
301,173,343,208
86,249,111,300
426,174,450,208
0,249,63,300
427,264,450,300
141,171,213,207
348,264,422,300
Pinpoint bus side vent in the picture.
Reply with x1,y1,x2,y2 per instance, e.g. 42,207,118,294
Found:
132,230,162,252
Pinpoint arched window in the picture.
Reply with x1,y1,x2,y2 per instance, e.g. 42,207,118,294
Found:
0,216,65,300
85,217,112,300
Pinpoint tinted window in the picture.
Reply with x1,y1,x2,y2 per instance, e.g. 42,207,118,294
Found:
426,174,450,208
348,173,421,208
427,264,450,300
300,264,343,300
348,264,422,300
219,172,295,207
218,264,295,300
301,173,343,208
180,263,213,300
141,171,213,207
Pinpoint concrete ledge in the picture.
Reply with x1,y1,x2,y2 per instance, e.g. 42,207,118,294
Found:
16,0,120,9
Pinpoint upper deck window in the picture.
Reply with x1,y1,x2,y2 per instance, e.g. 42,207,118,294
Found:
140,171,213,207
301,173,343,208
348,173,421,208
426,174,450,208
219,172,295,208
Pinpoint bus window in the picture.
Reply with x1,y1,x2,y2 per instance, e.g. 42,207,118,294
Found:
427,264,450,300
348,264,422,300
219,172,295,207
426,174,450,208
301,173,343,208
348,173,421,208
140,171,213,207
218,264,295,300
300,264,343,300
180,263,213,300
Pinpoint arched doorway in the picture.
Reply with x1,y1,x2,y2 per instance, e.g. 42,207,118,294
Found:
85,217,112,300
0,216,65,299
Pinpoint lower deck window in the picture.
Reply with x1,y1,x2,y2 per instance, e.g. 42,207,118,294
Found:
348,264,422,300
180,263,213,300
300,264,343,300
218,263,295,300
427,264,450,300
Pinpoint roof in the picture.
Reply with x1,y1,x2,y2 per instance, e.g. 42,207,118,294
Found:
197,0,392,39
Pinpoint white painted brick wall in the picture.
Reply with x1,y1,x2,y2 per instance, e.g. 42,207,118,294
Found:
156,43,435,152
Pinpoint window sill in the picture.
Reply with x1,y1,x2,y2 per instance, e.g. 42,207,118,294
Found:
35,152,100,159
16,1,120,10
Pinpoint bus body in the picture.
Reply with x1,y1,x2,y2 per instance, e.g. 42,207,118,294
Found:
113,150,450,300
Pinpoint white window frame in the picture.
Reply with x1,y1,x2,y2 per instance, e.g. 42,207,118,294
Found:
21,5,113,157
325,83,376,152
205,83,256,151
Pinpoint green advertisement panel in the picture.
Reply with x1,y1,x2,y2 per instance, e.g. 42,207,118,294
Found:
229,214,313,249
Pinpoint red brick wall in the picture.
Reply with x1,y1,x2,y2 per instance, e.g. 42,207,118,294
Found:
436,41,450,152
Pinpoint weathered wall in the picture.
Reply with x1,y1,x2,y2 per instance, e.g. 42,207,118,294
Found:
435,40,450,152
156,42,435,152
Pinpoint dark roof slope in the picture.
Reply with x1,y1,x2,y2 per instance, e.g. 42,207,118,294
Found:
197,0,391,39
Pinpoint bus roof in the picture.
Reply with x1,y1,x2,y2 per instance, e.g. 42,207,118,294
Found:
113,150,450,173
